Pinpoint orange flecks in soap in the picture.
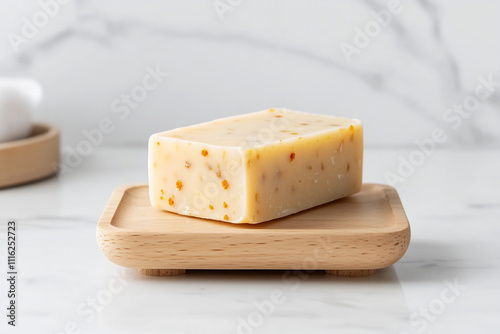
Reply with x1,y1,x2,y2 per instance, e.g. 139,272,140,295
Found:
290,152,296,162
216,170,222,178
224,214,229,221
222,180,229,189
349,125,354,131
223,202,228,208
291,132,298,135
201,149,208,157
185,162,191,168
255,193,259,202
269,109,275,112
275,115,282,118
176,180,183,190
161,189,164,195
168,197,174,205
160,196,164,200
156,141,160,146
209,205,214,210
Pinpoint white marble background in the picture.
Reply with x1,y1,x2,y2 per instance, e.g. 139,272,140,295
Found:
1,0,499,150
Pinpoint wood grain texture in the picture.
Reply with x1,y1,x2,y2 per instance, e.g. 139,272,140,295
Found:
97,184,410,274
0,123,59,188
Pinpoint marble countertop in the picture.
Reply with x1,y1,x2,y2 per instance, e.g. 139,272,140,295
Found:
0,147,499,334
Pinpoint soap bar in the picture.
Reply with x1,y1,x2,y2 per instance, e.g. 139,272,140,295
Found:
148,109,363,224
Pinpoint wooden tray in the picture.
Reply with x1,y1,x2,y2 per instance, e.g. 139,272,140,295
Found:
97,184,410,277
0,123,60,188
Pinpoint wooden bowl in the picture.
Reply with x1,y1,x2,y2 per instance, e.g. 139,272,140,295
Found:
0,123,60,188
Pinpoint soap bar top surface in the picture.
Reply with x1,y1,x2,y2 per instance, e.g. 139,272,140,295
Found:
149,108,363,224
155,109,360,147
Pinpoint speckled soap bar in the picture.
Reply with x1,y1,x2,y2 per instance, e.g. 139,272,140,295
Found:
148,109,363,224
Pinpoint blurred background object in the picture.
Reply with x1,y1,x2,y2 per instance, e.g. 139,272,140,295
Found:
0,78,42,142
0,77,60,188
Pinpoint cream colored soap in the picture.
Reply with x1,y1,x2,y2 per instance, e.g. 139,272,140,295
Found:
148,109,363,224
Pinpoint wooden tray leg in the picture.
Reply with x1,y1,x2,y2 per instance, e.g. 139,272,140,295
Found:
138,269,186,276
325,269,376,277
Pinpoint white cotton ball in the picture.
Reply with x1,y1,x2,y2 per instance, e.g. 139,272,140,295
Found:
0,79,43,143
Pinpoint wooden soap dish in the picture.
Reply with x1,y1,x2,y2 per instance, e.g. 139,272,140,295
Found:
97,184,410,277
0,123,60,188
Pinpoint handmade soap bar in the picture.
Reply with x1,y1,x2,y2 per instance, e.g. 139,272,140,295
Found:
148,109,363,224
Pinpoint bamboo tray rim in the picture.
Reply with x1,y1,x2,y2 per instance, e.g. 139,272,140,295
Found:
98,183,409,235
0,122,60,189
96,184,411,276
0,123,59,149
96,183,411,275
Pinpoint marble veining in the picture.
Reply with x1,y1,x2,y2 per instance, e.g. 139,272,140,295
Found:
0,1,498,148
